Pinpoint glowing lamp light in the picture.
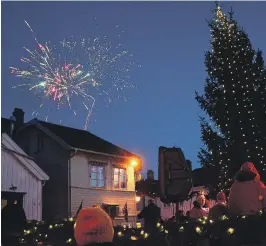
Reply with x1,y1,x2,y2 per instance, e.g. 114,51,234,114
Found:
66,238,72,243
156,222,161,228
140,230,144,235
195,227,202,234
136,196,141,203
131,236,137,241
144,233,149,239
131,159,138,167
136,222,141,229
220,215,228,221
227,228,235,235
117,231,122,237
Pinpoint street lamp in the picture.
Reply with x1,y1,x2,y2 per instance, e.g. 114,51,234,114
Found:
131,159,138,167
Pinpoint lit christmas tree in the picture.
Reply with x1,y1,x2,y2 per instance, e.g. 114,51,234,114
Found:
195,4,266,193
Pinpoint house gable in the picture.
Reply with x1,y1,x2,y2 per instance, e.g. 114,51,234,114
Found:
1,133,49,181
13,122,70,220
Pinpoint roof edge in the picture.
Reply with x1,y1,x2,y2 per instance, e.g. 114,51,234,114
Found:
73,147,141,161
18,119,72,151
17,119,142,166
38,120,137,158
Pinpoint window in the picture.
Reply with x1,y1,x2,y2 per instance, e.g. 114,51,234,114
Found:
113,168,126,189
90,166,105,188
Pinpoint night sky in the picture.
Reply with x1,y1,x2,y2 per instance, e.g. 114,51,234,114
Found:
2,1,266,176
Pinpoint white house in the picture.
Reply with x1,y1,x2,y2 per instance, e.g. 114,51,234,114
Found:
7,112,142,223
1,133,49,221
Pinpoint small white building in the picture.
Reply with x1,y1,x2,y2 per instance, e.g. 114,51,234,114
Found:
136,195,176,220
137,184,216,221
1,133,49,221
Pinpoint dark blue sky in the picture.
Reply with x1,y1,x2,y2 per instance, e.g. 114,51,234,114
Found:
2,2,266,176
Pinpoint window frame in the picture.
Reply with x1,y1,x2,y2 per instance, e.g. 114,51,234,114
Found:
89,161,106,189
113,167,127,190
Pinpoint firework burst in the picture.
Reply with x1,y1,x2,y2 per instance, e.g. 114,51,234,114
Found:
10,21,137,130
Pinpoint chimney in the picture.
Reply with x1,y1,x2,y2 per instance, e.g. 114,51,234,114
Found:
12,108,25,130
147,170,154,180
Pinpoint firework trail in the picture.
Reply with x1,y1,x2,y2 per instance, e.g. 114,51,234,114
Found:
10,20,136,130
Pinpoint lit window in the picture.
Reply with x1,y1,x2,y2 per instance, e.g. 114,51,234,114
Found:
113,168,126,189
90,166,105,188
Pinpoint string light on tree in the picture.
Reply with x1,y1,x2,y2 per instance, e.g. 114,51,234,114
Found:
195,3,266,195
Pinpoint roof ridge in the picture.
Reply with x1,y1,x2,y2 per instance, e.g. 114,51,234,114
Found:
38,120,91,133
38,120,134,156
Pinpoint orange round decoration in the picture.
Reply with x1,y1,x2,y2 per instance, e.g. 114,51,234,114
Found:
74,207,114,246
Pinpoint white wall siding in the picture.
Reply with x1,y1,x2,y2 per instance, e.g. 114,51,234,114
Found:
70,154,136,191
137,186,217,221
71,187,136,216
70,153,138,225
155,198,176,220
1,148,43,221
179,199,216,214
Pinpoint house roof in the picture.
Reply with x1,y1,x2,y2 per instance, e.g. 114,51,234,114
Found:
1,133,49,181
12,117,140,160
37,120,138,158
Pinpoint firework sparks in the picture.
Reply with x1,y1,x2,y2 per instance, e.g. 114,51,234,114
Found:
11,21,136,130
